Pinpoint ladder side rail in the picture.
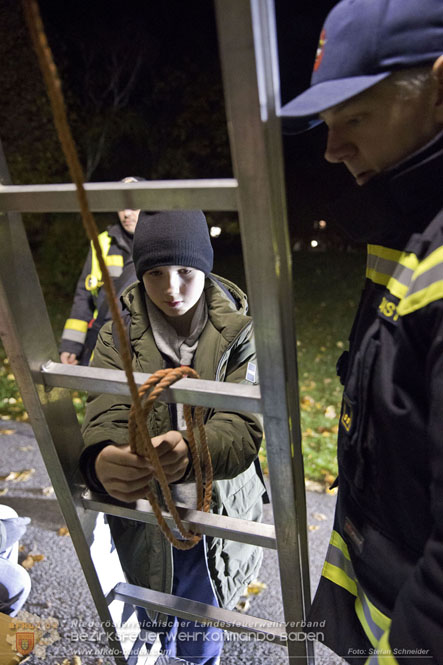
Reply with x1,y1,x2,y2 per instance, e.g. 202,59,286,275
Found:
0,144,280,661
0,147,138,665
0,179,238,213
214,1,313,663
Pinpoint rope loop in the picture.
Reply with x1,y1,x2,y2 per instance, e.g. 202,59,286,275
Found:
128,366,213,549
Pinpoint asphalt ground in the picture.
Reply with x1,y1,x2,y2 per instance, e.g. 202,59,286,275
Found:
0,420,344,665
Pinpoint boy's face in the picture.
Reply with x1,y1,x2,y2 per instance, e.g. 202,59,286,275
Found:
143,266,206,319
320,75,441,185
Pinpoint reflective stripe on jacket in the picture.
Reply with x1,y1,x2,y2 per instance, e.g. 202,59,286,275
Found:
311,210,443,665
60,223,133,359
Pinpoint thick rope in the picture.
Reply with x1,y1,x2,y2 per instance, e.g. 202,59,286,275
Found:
23,0,213,549
129,366,213,549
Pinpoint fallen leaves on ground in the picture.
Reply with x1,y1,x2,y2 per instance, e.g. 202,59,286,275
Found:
21,553,45,569
0,468,35,482
300,395,316,410
235,579,267,612
324,405,337,419
0,488,8,496
58,526,70,537
0,428,15,435
245,580,267,596
42,485,54,496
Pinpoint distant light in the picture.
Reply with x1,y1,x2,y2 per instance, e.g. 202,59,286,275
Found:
210,226,222,238
319,220,327,229
311,239,319,248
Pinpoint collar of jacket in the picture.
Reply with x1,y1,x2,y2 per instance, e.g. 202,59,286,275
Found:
107,222,134,253
120,273,252,349
327,129,443,249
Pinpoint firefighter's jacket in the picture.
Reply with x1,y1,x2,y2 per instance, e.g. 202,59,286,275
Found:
310,131,443,664
59,222,135,363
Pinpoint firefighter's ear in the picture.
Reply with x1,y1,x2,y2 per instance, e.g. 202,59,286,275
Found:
432,55,443,122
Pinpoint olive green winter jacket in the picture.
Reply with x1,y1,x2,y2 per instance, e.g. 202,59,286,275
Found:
81,274,264,610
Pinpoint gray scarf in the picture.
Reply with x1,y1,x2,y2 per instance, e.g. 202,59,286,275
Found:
145,294,208,512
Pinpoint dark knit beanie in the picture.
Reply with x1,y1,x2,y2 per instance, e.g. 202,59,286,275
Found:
133,210,214,281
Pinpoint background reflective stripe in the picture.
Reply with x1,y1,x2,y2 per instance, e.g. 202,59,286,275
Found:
105,255,124,267
64,318,88,333
365,631,399,665
61,328,87,344
107,265,123,277
90,232,112,286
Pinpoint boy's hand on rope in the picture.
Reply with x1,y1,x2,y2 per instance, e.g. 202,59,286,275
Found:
150,430,191,484
95,445,153,502
95,432,190,502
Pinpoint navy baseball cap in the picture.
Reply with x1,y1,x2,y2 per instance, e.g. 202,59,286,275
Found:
280,0,443,119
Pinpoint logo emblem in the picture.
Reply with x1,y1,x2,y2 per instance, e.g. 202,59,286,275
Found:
85,274,102,291
313,29,326,72
16,632,35,656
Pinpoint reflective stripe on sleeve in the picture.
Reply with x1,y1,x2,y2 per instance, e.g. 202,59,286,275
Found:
105,254,124,268
107,265,123,277
61,318,88,344
322,530,392,648
364,631,399,665
366,245,418,300
397,246,443,315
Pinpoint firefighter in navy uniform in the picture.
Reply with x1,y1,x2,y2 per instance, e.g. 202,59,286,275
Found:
281,0,443,663
59,176,145,365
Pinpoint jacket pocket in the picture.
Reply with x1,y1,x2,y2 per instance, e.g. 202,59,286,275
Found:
220,465,264,520
339,327,380,488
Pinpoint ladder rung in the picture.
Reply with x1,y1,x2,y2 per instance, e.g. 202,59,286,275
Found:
41,361,262,412
0,179,239,213
111,583,287,645
82,490,276,549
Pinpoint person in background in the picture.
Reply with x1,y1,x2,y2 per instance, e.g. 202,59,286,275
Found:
0,505,31,616
59,176,146,366
281,0,443,662
79,210,265,664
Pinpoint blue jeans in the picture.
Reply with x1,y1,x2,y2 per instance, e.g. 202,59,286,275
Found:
137,539,223,664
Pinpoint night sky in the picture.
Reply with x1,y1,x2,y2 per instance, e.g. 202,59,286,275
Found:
1,0,353,243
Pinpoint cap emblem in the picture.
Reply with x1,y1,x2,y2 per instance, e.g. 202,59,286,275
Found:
313,29,327,72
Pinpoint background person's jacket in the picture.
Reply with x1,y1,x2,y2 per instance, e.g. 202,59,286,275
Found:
59,222,136,365
310,131,443,665
80,274,265,617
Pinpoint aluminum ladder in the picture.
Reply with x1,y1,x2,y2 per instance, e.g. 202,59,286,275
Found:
0,1,313,663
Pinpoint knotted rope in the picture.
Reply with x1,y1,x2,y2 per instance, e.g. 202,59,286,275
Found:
23,0,213,549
